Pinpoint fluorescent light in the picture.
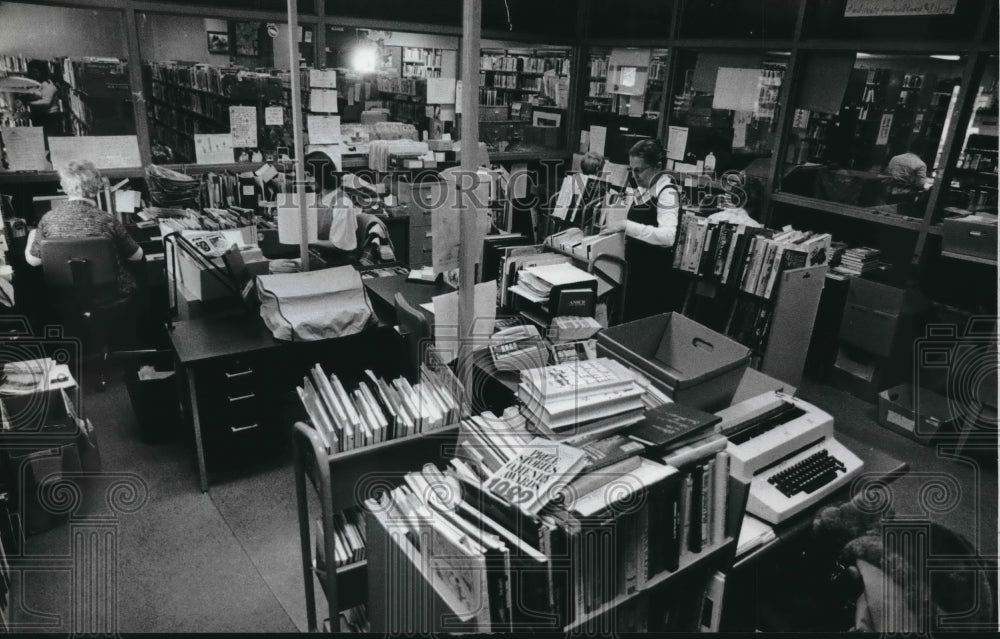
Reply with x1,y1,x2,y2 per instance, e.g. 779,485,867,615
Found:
931,54,961,61
856,53,874,59
351,45,377,73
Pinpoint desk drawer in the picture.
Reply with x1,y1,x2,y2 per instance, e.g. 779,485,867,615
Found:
196,357,265,395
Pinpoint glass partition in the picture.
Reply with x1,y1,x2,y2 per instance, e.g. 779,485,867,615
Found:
477,40,572,155
943,57,997,218
138,14,314,164
802,0,986,42
666,50,788,174
678,0,798,39
779,52,965,221
580,48,668,164
0,2,137,172
583,0,674,39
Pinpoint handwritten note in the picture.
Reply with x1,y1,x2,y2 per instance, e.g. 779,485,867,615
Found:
194,134,234,164
48,136,141,170
0,127,47,171
427,77,457,104
666,126,689,162
229,106,258,148
265,106,284,126
309,69,336,89
309,89,339,113
307,115,341,145
845,0,956,16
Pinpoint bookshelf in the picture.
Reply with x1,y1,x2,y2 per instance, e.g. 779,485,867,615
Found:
401,47,444,79
366,474,749,633
293,420,461,632
479,50,571,108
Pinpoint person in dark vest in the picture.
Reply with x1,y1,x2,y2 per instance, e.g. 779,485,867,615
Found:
601,139,682,321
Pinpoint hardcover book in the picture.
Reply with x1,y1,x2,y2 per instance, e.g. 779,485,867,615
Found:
628,402,721,451
486,437,588,515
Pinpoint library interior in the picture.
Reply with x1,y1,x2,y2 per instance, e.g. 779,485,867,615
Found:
0,0,996,634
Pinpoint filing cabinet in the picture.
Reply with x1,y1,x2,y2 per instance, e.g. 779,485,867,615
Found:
395,179,446,269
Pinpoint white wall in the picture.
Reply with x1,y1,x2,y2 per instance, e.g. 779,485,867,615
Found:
0,4,125,58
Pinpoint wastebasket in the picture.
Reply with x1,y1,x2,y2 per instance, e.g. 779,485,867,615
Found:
125,351,181,444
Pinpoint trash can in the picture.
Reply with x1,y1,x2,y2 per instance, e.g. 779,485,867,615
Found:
596,312,750,411
125,351,181,444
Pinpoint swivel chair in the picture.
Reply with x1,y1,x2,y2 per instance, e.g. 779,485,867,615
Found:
40,237,132,390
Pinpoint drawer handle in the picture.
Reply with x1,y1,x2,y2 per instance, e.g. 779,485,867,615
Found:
224,369,254,379
230,423,259,433
228,393,255,403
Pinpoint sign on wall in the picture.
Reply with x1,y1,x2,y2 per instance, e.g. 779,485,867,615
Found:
844,0,957,17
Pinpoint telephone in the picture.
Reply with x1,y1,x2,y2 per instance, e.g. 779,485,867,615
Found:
489,324,548,371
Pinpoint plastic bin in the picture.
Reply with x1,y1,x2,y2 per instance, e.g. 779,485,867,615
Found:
596,313,750,411
126,352,181,444
877,383,958,443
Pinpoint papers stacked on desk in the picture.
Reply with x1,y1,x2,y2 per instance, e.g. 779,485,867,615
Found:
508,262,595,304
0,358,75,395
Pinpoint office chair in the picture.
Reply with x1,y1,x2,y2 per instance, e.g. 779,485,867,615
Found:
394,292,431,381
40,237,132,390
589,253,628,327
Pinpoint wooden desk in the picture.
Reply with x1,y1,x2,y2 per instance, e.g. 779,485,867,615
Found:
169,310,397,492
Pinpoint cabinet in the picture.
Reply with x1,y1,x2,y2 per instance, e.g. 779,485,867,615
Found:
394,180,445,269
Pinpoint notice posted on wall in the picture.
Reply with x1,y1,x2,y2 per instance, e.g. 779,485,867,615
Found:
265,106,284,126
229,106,259,148
194,133,235,164
49,135,141,171
0,126,48,171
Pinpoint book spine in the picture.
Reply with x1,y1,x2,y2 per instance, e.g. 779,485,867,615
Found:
636,499,650,588
663,472,682,573
689,465,704,553
701,459,715,550
680,474,694,560
712,452,729,545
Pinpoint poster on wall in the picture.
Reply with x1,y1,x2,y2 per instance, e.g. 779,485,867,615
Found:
844,0,956,17
229,106,259,148
194,133,235,164
876,113,894,146
265,106,284,126
49,136,141,170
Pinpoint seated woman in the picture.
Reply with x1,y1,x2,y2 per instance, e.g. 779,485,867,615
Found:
304,151,359,266
25,160,143,295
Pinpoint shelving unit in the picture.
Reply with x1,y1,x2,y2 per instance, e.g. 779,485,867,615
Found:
293,420,461,632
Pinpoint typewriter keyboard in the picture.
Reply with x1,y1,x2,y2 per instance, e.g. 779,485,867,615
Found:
767,449,847,497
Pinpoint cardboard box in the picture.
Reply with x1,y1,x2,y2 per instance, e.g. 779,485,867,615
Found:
942,216,998,261
596,313,750,411
878,383,958,443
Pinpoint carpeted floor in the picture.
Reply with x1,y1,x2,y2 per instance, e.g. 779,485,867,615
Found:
7,368,996,633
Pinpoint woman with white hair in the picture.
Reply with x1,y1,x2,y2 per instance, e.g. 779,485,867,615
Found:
24,161,143,295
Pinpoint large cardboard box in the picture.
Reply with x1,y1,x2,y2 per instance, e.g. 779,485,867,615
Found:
596,313,750,411
878,383,958,443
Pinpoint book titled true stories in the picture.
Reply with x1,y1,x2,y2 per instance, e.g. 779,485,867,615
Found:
485,437,587,515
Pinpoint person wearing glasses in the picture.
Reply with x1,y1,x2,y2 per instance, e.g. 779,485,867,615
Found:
601,138,682,321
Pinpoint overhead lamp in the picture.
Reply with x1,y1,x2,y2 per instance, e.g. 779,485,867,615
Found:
930,54,961,61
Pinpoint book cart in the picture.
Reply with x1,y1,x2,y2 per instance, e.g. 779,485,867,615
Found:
365,468,749,633
292,352,466,632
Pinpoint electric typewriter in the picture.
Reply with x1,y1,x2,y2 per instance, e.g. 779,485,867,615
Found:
716,391,864,525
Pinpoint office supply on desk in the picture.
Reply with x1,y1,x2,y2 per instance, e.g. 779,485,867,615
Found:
716,391,864,524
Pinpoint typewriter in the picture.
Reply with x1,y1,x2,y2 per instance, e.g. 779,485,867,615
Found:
716,391,864,525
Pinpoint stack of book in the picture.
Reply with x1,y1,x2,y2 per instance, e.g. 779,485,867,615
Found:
517,358,646,443
831,246,882,276
456,410,535,476
509,262,596,304
314,507,367,572
489,325,549,372
296,364,460,454
672,216,831,300
547,316,602,342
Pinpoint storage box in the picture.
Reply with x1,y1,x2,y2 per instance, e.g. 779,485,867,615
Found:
878,383,958,443
171,247,269,302
942,216,998,261
596,313,750,411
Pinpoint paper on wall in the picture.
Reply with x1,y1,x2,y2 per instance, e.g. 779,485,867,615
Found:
426,77,457,104
309,89,339,113
713,68,762,111
666,125,689,161
229,106,258,148
876,113,893,146
49,135,142,170
733,111,751,149
307,115,341,145
792,108,811,129
264,106,284,126
0,126,48,171
588,125,607,156
439,106,456,122
309,69,337,89
194,134,234,164
432,281,498,364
